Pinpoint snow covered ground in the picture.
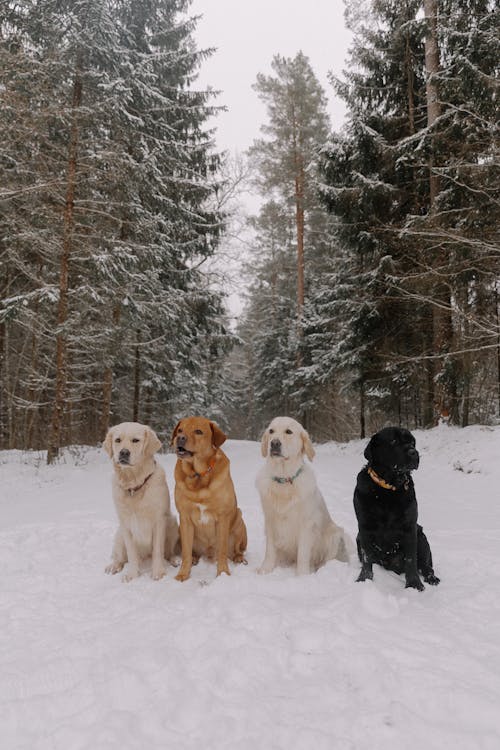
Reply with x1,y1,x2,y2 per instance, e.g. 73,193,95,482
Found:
1,424,500,750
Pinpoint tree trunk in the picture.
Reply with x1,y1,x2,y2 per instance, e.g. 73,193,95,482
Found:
47,63,82,464
133,331,141,422
359,377,366,439
100,303,122,440
424,0,454,423
424,0,441,207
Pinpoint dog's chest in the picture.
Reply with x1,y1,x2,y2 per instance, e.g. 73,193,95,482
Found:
128,512,153,548
194,502,212,525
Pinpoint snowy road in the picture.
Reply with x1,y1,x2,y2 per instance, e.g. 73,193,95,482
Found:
1,425,500,749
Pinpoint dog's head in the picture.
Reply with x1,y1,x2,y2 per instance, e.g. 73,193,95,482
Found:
364,426,419,483
260,416,315,462
103,422,162,466
170,416,226,460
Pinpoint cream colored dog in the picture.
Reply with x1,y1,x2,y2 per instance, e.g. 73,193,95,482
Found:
104,422,179,582
257,416,353,575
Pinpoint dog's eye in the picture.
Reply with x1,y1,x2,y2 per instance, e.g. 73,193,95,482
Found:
285,429,293,435
269,429,274,434
132,438,140,443
115,438,121,443
194,429,203,435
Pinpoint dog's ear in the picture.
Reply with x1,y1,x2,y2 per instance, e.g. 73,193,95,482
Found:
364,434,377,463
103,427,114,458
210,421,227,448
301,429,315,461
170,421,181,446
143,427,161,456
261,429,270,458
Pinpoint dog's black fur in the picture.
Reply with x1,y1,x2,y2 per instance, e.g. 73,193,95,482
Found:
353,426,440,591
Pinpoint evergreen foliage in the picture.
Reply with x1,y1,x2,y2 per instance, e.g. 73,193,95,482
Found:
0,0,233,453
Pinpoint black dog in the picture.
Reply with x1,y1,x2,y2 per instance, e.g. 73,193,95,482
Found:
353,426,440,591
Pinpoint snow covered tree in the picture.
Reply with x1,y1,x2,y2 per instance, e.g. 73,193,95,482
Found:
0,0,232,455
319,0,499,431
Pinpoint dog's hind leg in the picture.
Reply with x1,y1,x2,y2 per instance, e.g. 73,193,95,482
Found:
417,525,440,585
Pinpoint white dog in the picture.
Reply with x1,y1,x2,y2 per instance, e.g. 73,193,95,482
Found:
104,422,179,582
256,416,353,575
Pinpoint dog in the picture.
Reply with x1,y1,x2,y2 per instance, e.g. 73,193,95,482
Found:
257,416,353,575
354,426,440,591
104,422,179,582
171,416,247,581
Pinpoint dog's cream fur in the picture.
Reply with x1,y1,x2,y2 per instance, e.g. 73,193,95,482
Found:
104,422,179,582
256,416,353,575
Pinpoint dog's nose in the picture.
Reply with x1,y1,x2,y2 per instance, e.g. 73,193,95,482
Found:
176,435,186,447
270,439,282,454
118,448,130,462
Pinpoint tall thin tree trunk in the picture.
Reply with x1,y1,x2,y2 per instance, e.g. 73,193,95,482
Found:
359,377,366,439
133,331,141,422
424,0,454,423
100,303,122,440
424,0,441,207
47,63,82,463
405,31,415,136
496,282,500,416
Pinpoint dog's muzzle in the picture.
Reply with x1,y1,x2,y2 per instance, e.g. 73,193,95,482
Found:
270,439,282,457
407,448,419,471
175,435,193,458
118,448,131,465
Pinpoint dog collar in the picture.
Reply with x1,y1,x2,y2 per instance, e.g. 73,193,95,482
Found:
272,466,304,485
367,466,397,491
367,466,410,492
189,455,217,480
127,470,154,496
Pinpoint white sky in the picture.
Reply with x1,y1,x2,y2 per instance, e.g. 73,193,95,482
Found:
188,0,354,320
189,0,353,155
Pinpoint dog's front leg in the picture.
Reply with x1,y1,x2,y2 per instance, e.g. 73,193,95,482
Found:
403,528,424,591
105,529,126,574
216,514,231,576
258,521,277,574
151,518,166,580
176,515,194,582
121,527,140,582
356,533,373,582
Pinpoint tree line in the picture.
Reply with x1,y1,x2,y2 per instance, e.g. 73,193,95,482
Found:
230,0,499,441
1,0,499,456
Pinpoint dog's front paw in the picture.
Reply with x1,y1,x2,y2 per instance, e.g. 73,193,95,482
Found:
216,564,231,577
356,568,373,582
405,576,424,591
175,570,190,582
424,573,440,586
257,564,274,575
121,569,139,583
105,561,124,575
151,566,165,581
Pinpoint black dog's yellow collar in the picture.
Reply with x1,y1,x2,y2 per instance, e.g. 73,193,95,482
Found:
367,466,397,491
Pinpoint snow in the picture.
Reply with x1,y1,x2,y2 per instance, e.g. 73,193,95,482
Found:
1,424,500,750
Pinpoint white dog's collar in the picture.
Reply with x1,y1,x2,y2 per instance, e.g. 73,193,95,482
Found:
272,466,304,485
127,469,154,496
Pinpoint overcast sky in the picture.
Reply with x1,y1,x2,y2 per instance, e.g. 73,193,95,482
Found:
189,0,353,155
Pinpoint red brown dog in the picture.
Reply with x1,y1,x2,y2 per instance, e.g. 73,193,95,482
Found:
171,416,247,581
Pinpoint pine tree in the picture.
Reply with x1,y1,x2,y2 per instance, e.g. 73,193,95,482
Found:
0,0,232,454
318,0,499,430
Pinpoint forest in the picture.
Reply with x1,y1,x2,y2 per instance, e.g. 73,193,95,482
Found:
1,0,499,458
